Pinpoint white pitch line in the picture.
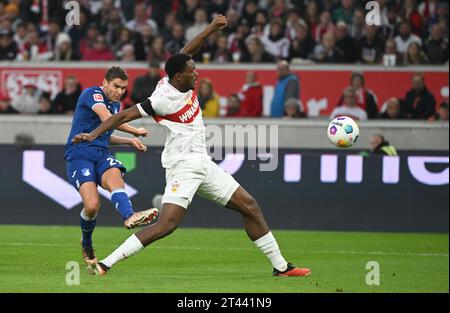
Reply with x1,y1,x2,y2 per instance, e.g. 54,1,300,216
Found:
2,242,448,257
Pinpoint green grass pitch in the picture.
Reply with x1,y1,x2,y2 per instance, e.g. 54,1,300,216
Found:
0,225,448,293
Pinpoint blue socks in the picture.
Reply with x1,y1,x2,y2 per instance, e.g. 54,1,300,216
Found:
80,209,96,248
111,188,134,220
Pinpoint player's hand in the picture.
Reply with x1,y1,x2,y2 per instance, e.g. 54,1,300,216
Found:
210,14,228,31
134,127,149,137
129,138,147,152
72,133,95,144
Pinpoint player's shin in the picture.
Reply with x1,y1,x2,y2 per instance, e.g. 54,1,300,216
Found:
254,231,288,272
80,208,97,247
100,234,144,268
111,188,134,220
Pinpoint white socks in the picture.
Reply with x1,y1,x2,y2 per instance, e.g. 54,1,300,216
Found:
254,232,288,272
101,234,144,268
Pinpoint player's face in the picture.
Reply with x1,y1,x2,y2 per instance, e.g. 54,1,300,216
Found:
180,59,198,91
103,78,128,102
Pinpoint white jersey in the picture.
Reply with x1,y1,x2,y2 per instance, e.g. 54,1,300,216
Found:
137,76,209,168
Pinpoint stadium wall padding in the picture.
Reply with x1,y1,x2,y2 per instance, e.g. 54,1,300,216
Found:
0,145,448,233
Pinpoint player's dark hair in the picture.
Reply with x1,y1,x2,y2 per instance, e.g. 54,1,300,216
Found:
105,65,129,82
165,53,192,79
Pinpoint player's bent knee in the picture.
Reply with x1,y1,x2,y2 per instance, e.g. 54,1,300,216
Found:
84,200,101,214
242,197,262,218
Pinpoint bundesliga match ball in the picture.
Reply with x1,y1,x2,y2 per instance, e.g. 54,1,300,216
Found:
327,116,360,148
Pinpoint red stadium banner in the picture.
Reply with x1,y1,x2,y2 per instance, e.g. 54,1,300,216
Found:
0,65,448,116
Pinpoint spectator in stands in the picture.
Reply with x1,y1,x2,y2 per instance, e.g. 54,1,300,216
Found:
271,60,300,117
130,60,161,104
335,21,357,63
285,8,304,41
369,134,398,156
0,29,17,60
237,71,263,117
305,0,320,37
269,0,289,21
165,23,186,56
402,73,436,119
212,33,232,63
348,8,365,41
395,21,422,55
332,0,354,25
400,0,423,36
225,93,242,117
119,44,136,61
198,78,220,118
126,3,158,35
13,22,27,52
251,9,270,37
241,35,275,63
428,101,449,122
288,20,315,61
10,83,41,114
260,18,290,60
228,22,250,58
53,33,78,61
242,0,259,29
404,42,429,65
337,72,378,119
178,0,200,26
382,38,403,66
113,28,137,60
160,11,178,43
284,98,306,118
330,87,368,121
16,28,51,61
224,8,240,35
314,10,334,43
78,22,100,58
0,93,18,114
148,35,171,63
37,92,57,114
311,31,346,63
52,76,82,115
43,19,62,53
378,98,406,119
82,35,115,61
186,7,209,42
357,25,384,64
424,24,449,64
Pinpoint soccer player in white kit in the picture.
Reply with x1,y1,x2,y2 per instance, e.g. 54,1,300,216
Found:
73,15,310,277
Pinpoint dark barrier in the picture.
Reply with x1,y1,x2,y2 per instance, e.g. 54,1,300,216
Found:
0,145,448,233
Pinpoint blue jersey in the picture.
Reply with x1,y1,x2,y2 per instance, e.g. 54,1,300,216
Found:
65,86,121,159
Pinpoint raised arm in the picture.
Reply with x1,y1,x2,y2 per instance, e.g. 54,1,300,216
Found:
180,14,228,57
73,105,143,143
93,104,148,137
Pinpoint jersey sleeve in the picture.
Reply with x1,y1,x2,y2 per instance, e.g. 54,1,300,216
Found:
84,89,107,110
148,94,167,116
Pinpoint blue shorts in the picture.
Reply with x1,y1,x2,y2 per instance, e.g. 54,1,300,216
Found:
66,147,126,190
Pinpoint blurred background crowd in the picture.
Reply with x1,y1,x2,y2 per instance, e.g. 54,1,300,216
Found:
0,0,448,121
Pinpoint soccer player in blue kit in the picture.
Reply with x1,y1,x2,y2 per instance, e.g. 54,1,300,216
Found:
65,66,159,268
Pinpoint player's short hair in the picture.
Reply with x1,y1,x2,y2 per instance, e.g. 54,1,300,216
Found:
165,53,192,79
105,65,129,82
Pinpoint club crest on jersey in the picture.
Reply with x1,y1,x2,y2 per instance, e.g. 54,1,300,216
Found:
93,93,104,102
81,168,91,177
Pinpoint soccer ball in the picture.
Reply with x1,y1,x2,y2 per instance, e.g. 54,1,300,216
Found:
327,116,360,148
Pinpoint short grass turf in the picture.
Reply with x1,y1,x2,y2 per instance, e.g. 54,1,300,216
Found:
0,225,447,293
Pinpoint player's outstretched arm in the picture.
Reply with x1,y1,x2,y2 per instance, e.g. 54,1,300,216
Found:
73,105,143,143
180,14,227,57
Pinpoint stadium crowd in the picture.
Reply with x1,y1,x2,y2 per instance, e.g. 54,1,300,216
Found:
0,0,448,120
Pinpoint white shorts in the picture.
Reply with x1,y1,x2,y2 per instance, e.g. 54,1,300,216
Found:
161,157,240,209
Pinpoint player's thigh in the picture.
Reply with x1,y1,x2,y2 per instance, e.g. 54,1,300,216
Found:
100,168,125,191
162,160,205,209
197,160,240,207
96,154,127,190
78,182,101,212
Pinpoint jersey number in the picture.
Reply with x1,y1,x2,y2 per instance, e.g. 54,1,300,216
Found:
107,158,122,166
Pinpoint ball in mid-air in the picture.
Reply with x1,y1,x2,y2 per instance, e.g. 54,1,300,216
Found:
327,116,360,148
